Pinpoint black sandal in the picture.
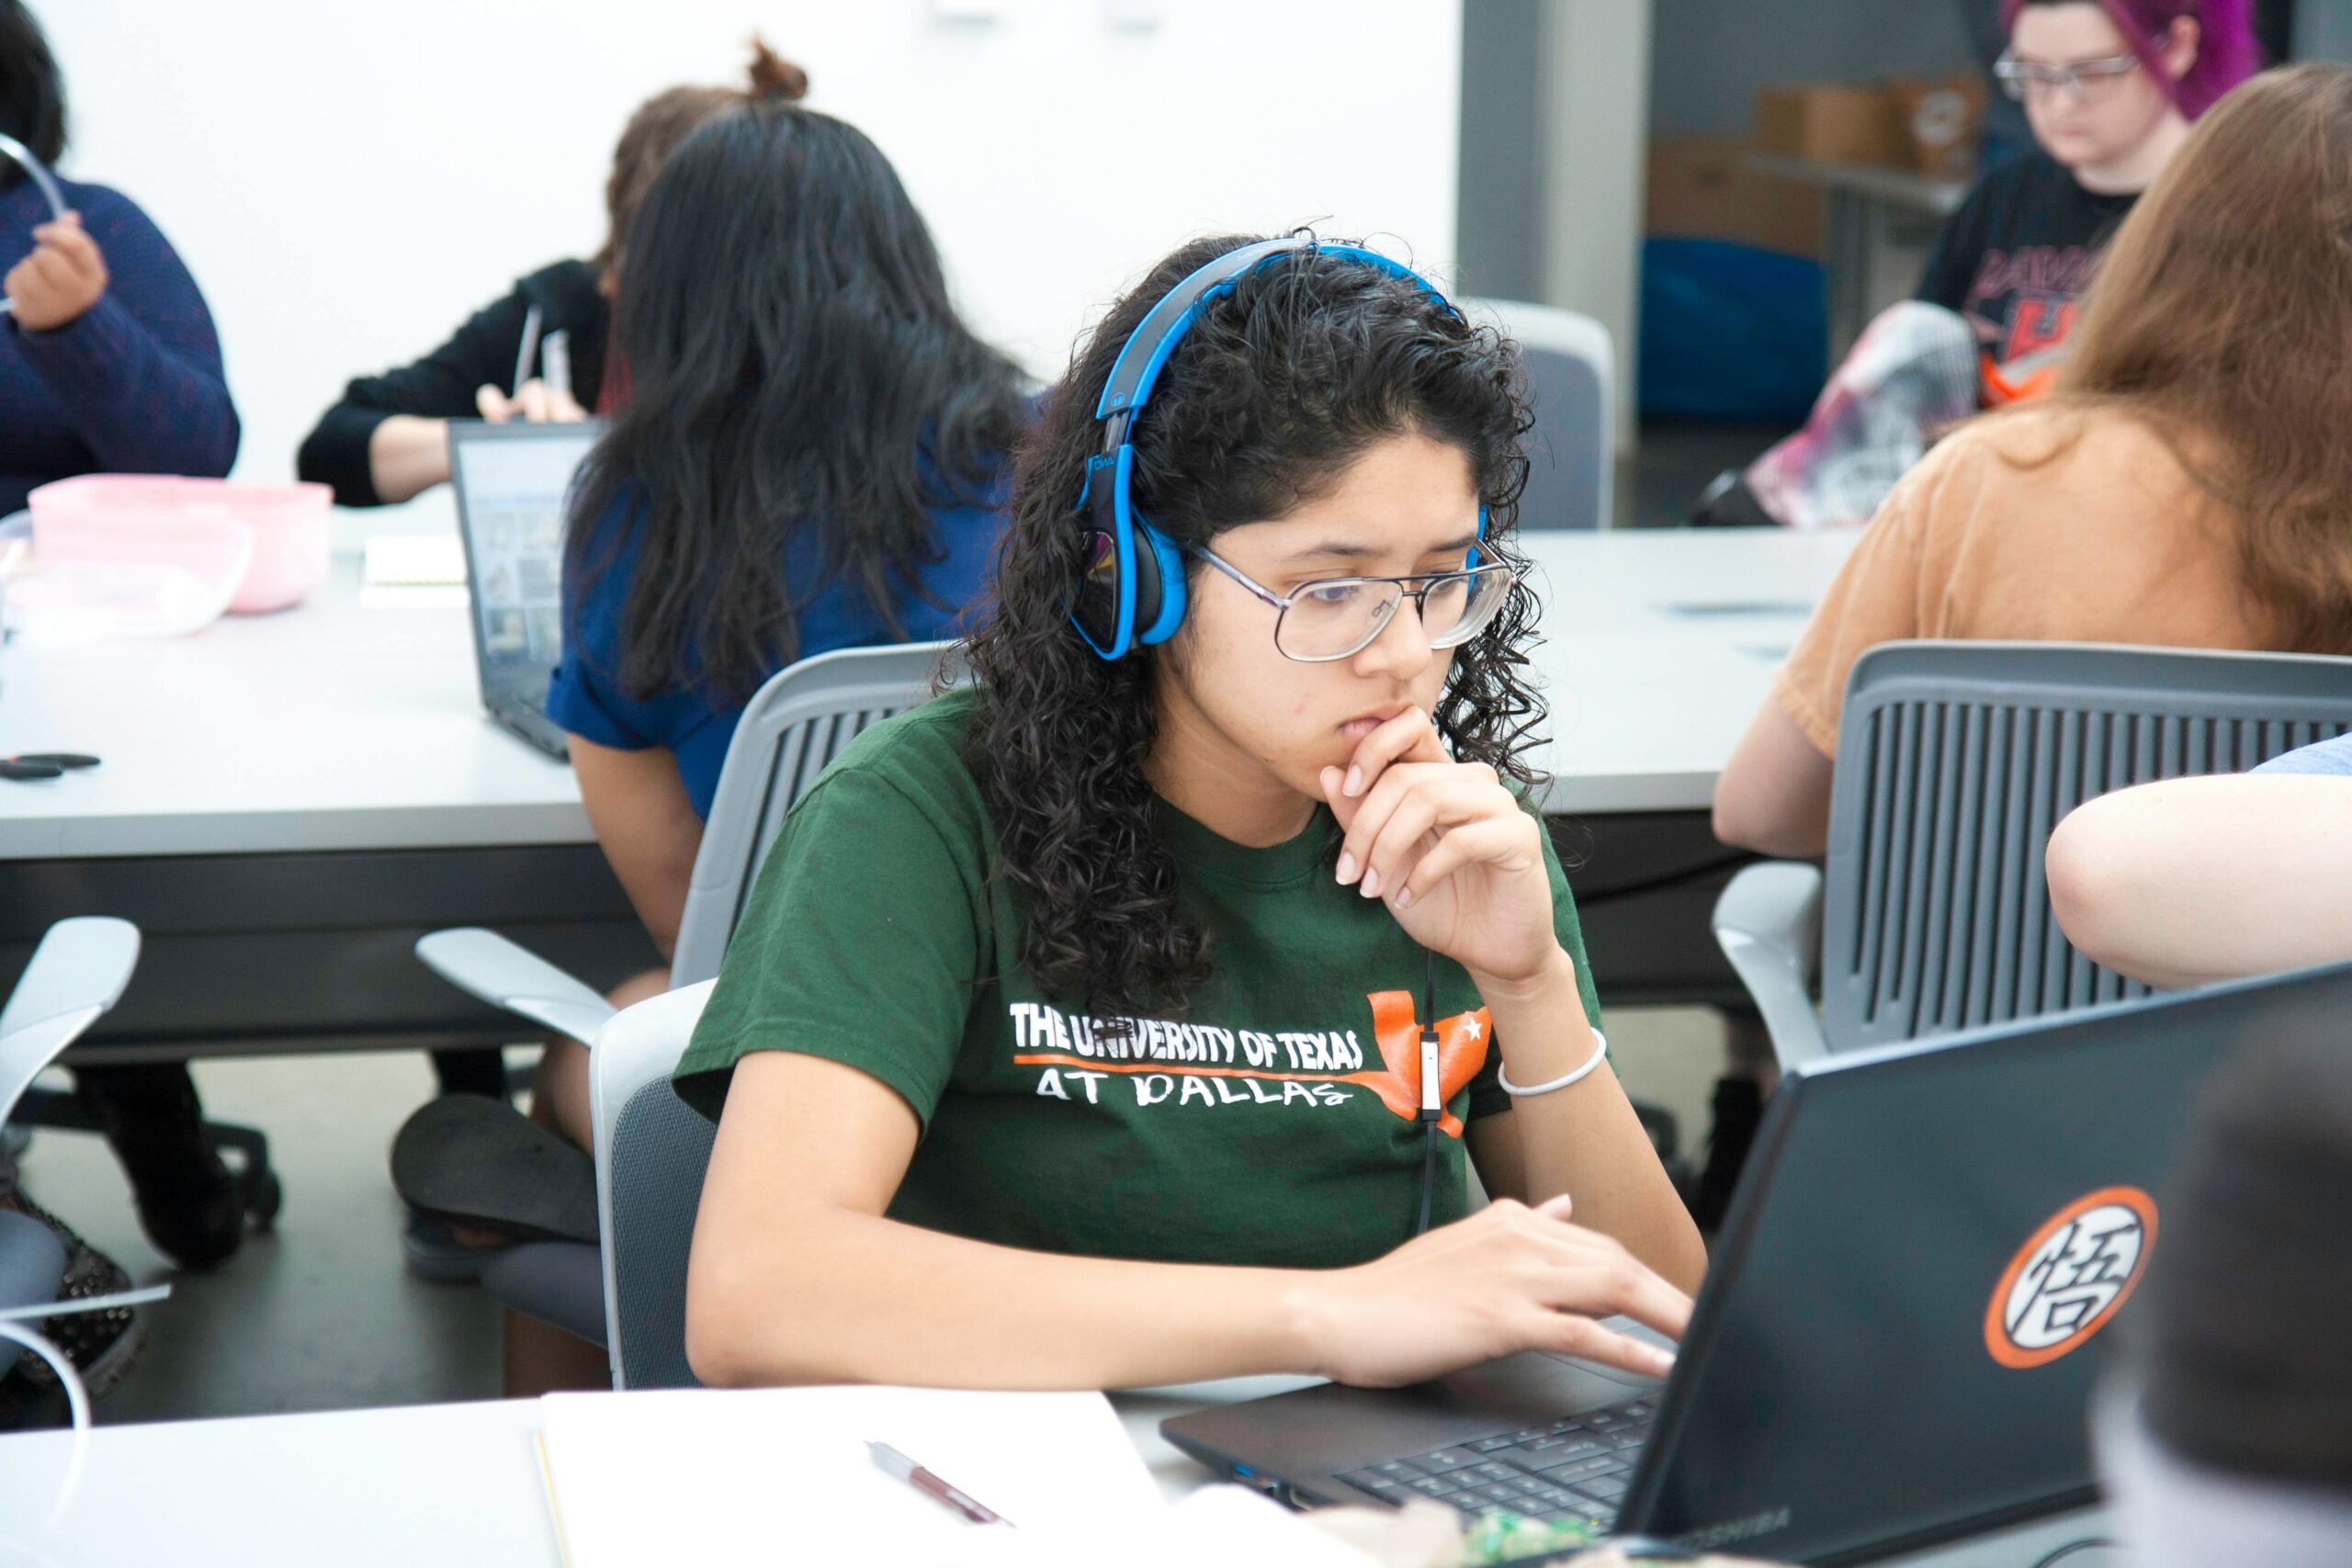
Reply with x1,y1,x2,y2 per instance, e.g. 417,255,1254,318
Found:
390,1096,598,1246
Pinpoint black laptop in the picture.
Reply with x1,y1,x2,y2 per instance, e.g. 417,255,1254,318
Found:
1164,960,2352,1563
447,419,604,759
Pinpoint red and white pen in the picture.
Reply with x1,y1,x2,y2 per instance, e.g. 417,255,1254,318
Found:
867,1440,1014,1528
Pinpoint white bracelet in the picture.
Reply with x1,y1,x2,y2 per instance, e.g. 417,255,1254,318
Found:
1497,1031,1609,1097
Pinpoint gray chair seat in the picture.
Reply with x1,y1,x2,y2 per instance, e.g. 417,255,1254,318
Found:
417,642,963,1383
480,1240,605,1346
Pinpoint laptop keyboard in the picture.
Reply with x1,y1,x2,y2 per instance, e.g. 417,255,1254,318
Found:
1335,1396,1653,1531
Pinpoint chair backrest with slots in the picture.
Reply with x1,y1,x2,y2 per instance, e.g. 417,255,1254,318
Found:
1821,641,2352,1054
598,640,957,1387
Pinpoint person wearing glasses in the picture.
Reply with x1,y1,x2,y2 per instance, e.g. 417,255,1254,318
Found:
672,235,1704,1392
1917,0,2257,401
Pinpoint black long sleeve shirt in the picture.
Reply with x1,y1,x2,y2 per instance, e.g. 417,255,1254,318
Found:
296,257,609,506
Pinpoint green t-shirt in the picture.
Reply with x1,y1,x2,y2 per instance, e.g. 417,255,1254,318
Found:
675,684,1606,1270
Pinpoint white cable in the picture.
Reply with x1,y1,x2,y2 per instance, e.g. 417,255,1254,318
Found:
1497,1030,1610,1097
0,131,70,323
0,1319,90,1535
0,1281,170,1540
0,1283,172,1323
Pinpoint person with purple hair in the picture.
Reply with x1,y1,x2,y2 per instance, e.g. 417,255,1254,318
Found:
1917,0,2260,400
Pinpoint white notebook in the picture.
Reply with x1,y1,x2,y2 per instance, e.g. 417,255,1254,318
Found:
538,1385,1170,1567
360,534,469,610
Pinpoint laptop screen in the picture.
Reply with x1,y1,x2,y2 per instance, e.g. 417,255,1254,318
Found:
1626,964,2352,1562
447,423,602,687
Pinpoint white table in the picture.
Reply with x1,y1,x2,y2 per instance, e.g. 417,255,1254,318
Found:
1522,528,1854,814
0,1389,2108,1567
0,512,1857,1058
0,506,1851,855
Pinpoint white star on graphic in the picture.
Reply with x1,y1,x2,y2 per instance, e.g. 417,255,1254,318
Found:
1461,1016,1485,1041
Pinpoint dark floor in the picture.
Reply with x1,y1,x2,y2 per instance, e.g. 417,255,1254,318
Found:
1621,416,1794,530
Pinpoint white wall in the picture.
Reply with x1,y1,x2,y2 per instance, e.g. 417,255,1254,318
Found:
40,1,1461,484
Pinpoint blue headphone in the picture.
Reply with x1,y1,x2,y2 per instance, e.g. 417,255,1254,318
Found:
1069,236,1485,660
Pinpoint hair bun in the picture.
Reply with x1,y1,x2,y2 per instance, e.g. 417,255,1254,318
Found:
744,36,810,102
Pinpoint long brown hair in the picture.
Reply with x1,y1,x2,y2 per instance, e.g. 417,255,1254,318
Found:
2036,62,2352,652
595,38,808,278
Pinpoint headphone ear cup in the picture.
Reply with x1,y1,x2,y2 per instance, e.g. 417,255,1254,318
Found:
1069,463,1131,658
1135,522,1188,647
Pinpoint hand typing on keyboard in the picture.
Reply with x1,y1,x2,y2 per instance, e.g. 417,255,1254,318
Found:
1286,1193,1690,1389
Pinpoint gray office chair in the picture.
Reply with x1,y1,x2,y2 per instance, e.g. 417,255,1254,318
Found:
413,640,961,1368
587,977,718,1389
1464,298,1614,531
1715,642,2352,1071
0,919,141,1321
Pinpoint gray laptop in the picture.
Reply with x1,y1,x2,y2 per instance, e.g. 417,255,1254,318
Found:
1163,958,2352,1563
447,420,603,759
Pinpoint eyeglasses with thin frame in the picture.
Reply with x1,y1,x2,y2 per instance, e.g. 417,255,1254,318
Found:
1993,51,2142,103
1185,543,1518,663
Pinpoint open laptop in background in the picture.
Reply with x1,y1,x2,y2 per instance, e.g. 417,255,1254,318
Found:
447,420,604,759
1163,959,2352,1564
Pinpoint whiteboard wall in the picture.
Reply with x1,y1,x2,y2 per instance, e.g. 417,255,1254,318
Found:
40,0,1462,483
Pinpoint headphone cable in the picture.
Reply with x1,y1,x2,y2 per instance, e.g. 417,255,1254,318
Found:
1414,946,1442,1236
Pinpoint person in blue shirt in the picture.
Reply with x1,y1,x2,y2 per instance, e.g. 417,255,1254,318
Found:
537,101,1027,1139
391,96,1026,1388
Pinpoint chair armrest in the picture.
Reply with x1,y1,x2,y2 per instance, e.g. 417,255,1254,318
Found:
1712,862,1830,1071
414,928,616,1045
0,917,141,1125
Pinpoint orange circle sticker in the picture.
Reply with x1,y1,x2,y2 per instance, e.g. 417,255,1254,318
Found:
1984,1186,2158,1370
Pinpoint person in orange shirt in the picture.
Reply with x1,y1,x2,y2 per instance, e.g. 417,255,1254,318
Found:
1714,62,2352,860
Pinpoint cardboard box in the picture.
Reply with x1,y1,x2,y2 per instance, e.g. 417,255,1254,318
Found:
1891,72,1987,180
1756,82,1910,166
1645,134,1825,258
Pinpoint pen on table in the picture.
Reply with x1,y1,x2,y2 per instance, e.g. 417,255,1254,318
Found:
866,1439,1014,1528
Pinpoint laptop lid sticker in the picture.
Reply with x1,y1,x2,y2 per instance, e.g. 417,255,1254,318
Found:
1984,1186,2158,1370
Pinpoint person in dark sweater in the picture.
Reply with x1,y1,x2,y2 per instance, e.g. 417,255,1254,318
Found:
1918,0,2259,399
293,39,808,508
0,6,236,516
0,2,241,1372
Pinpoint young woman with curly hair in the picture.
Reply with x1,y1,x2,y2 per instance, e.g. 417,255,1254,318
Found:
675,234,1704,1391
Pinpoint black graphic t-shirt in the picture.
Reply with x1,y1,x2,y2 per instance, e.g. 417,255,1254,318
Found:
1915,152,2138,381
675,683,1607,1270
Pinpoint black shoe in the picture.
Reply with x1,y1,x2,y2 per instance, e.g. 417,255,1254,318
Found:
0,1186,145,1401
1693,1074,1767,1235
1690,469,1781,528
73,1063,246,1270
430,1047,514,1100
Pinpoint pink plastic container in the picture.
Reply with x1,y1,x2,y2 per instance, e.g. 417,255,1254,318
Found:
26,475,333,615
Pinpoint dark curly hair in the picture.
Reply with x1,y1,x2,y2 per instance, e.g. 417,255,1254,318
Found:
963,232,1543,1016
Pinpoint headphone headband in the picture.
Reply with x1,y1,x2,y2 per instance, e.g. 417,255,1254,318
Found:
1070,237,1472,660
1092,238,1430,445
